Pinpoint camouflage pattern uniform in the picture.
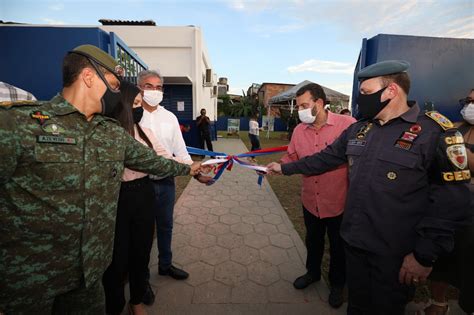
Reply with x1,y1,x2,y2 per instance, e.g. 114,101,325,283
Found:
0,95,191,313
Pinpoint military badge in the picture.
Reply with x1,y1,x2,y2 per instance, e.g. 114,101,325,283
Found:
31,111,50,124
356,122,373,139
42,123,66,135
409,124,421,133
387,171,397,180
446,144,468,170
425,111,454,130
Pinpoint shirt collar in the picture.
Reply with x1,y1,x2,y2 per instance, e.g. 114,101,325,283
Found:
48,94,80,116
400,101,419,123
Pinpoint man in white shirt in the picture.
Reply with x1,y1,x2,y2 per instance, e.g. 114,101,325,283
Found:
138,70,194,285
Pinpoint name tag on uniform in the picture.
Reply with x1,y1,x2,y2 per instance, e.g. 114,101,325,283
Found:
348,139,367,146
37,135,77,145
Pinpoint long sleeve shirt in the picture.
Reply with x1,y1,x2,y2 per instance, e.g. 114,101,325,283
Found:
281,111,356,218
0,95,191,311
122,126,185,182
140,106,193,179
282,103,471,262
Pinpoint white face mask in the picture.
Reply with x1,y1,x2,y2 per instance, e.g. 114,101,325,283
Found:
298,107,317,124
143,90,163,107
461,103,474,125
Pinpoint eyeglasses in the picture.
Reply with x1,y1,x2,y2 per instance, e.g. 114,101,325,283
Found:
141,83,163,91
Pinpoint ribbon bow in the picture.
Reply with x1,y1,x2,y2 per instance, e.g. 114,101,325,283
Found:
186,146,288,185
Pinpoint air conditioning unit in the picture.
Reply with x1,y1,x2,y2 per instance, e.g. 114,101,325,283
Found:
204,68,212,87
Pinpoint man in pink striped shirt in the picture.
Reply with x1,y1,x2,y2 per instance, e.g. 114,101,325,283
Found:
281,83,355,308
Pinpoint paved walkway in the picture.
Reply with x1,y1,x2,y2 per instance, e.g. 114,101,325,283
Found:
145,138,345,314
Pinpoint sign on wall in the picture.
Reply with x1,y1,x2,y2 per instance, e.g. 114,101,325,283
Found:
262,115,274,131
177,101,184,111
227,119,240,133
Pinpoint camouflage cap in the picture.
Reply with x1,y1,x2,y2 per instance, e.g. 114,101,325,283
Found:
70,44,121,77
357,60,410,80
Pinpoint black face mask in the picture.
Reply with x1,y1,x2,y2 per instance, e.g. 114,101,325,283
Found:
101,87,122,117
357,86,391,119
132,107,144,124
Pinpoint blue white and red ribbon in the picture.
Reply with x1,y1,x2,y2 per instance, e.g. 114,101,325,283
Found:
186,146,288,185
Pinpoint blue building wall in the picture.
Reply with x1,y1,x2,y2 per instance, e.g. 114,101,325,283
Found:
352,34,474,121
0,26,111,101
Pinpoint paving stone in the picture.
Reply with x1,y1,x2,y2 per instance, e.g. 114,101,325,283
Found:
244,233,270,249
231,280,268,304
277,223,291,235
182,199,202,208
189,207,210,217
175,214,197,225
197,213,219,225
278,261,307,282
212,194,229,202
172,223,183,234
189,233,217,249
209,207,230,216
201,200,221,208
230,222,254,235
253,207,271,216
239,200,258,207
206,222,231,236
183,261,214,287
254,222,278,236
286,247,303,264
181,223,206,236
219,213,241,225
174,206,190,216
263,213,283,225
194,194,209,202
247,261,280,286
215,261,247,286
230,194,247,201
242,214,263,225
268,280,306,303
217,233,244,249
221,200,240,208
200,246,230,265
153,281,194,305
172,245,201,266
193,281,231,304
269,234,294,249
230,206,253,216
260,245,290,265
230,246,259,265
172,233,190,248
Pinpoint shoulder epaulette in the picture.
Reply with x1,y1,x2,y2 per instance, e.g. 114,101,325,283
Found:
425,111,455,131
0,100,39,109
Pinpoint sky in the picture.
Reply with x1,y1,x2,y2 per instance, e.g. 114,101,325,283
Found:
1,0,473,96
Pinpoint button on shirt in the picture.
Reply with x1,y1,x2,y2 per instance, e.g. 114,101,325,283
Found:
282,103,471,260
140,106,193,179
281,111,356,218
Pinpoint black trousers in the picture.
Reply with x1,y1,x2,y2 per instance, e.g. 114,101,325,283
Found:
345,243,415,315
102,177,155,315
199,131,213,152
303,207,345,287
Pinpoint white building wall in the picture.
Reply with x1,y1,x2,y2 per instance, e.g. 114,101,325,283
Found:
100,25,217,120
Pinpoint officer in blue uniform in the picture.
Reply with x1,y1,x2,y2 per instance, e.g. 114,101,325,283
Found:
267,60,471,314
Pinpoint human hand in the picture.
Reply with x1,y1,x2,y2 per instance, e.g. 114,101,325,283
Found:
399,253,432,286
266,162,282,175
190,162,201,176
194,174,216,186
199,164,215,174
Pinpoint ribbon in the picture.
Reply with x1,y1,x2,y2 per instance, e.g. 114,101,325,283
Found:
187,145,288,185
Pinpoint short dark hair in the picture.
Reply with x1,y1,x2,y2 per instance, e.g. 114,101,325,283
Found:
296,83,326,104
340,108,351,115
62,53,109,87
380,72,411,95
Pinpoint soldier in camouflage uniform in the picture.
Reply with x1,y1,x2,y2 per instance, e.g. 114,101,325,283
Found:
0,45,201,314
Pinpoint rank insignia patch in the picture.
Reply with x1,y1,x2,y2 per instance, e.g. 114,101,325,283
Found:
30,111,50,124
425,111,454,130
446,144,468,170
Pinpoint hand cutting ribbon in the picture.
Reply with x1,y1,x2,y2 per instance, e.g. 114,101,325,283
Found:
187,146,288,185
